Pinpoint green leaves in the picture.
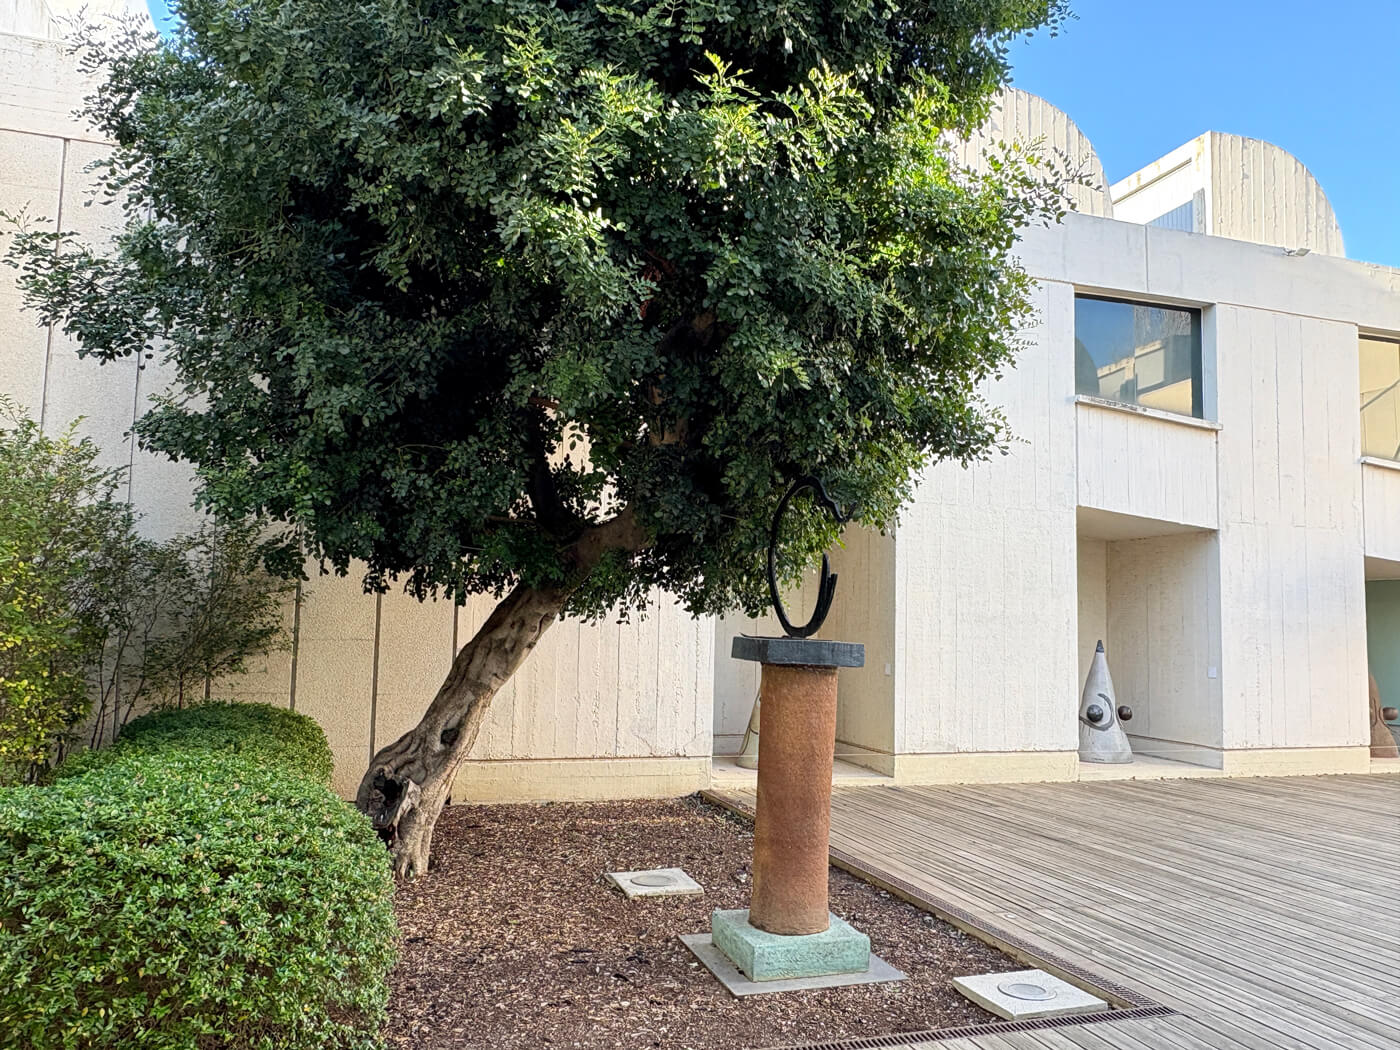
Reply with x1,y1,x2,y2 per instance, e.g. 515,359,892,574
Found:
0,706,394,1050
8,0,1073,625
0,399,129,784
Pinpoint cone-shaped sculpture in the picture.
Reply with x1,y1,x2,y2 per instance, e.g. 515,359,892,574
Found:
1079,641,1133,764
735,694,760,769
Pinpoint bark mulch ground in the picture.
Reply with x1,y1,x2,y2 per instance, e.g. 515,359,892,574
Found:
387,796,1018,1050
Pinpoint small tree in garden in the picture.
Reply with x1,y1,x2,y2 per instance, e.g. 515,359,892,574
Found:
0,400,296,779
0,399,130,783
88,516,297,746
9,0,1075,874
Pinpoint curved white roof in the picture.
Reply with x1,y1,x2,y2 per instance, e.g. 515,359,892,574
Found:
1112,132,1345,258
949,88,1113,219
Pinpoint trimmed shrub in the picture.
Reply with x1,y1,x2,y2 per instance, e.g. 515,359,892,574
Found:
55,701,335,785
0,710,395,1050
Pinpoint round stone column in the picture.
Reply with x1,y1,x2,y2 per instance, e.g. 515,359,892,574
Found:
749,663,839,935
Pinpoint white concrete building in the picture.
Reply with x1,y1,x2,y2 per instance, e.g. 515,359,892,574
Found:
3,20,1397,797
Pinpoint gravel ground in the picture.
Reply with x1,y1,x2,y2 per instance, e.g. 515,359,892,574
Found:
387,796,1017,1050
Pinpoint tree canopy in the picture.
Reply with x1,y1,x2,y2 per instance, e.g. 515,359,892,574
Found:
10,0,1073,621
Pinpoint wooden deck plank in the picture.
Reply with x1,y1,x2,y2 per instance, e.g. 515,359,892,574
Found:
727,773,1400,1050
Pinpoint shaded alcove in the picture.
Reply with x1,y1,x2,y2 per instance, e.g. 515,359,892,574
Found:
1077,508,1224,769
1364,559,1400,748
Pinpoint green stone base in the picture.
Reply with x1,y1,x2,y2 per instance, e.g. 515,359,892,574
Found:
710,909,871,982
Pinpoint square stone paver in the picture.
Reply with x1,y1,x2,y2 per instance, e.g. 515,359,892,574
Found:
680,933,905,997
952,969,1107,1020
603,867,703,899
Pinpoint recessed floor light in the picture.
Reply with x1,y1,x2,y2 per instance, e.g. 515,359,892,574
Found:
953,969,1107,1020
604,867,703,899
998,980,1056,1001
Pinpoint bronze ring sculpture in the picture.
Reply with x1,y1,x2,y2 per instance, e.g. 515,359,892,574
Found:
766,476,849,639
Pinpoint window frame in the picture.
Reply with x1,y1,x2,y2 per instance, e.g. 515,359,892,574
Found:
1073,293,1205,420
1360,333,1400,463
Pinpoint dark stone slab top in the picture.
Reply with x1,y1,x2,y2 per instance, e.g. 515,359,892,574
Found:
731,635,865,668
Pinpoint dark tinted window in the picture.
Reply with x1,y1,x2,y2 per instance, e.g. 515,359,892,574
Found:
1075,296,1203,418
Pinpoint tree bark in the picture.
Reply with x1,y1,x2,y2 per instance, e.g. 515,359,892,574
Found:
356,508,647,878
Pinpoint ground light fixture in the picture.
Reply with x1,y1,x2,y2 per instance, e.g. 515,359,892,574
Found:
952,969,1108,1020
604,868,703,899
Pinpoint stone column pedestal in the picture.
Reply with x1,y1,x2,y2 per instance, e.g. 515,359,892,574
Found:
750,662,838,934
712,635,867,982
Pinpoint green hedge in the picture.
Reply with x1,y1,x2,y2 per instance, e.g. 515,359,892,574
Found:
0,706,396,1050
55,702,336,785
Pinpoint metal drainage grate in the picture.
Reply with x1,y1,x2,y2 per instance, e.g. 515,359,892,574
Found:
763,1005,1177,1050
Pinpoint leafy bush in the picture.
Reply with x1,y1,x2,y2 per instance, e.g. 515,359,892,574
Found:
0,399,297,781
57,701,335,785
0,397,132,783
0,709,395,1050
87,518,298,745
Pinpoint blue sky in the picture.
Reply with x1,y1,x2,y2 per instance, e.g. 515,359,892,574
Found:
145,0,175,35
144,0,1398,266
1008,0,1400,267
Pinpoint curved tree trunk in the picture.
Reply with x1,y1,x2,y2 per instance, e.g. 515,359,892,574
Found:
357,507,647,878
356,582,568,878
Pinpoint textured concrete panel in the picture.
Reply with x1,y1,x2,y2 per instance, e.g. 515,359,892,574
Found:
372,590,453,754
292,570,376,797
0,128,62,413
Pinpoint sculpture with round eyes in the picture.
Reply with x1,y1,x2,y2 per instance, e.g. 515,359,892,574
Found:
1078,640,1133,764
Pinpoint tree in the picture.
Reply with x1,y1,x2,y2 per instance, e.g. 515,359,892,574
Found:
8,0,1074,875
87,516,297,746
0,398,129,783
0,399,297,781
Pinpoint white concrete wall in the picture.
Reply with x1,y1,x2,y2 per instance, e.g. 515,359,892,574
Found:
1362,461,1400,563
1075,401,1219,529
1213,308,1368,752
824,527,897,768
0,37,203,541
1076,537,1107,687
207,570,716,799
0,0,56,39
1019,215,1400,334
1105,532,1223,765
893,280,1079,762
0,34,103,139
1205,132,1345,258
2,0,153,38
1110,139,1207,232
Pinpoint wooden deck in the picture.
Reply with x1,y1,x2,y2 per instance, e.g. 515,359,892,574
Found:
710,773,1400,1050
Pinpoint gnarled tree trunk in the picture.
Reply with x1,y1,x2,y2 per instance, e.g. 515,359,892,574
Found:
356,582,567,877
356,508,646,878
